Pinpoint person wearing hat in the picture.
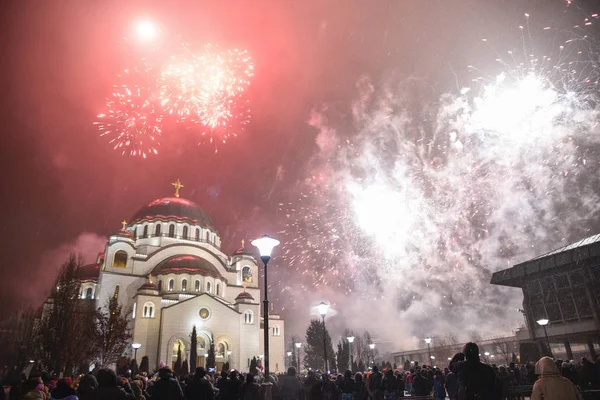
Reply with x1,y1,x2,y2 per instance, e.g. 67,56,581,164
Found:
149,367,183,400
531,357,581,400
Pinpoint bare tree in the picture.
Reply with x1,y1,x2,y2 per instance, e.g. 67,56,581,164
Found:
37,254,97,374
492,338,511,365
94,294,131,367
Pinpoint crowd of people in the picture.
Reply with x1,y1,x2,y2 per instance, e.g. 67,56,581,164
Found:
2,342,600,400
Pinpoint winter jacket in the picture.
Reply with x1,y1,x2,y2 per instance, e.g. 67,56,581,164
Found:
24,390,46,400
433,380,445,400
445,372,458,399
453,359,501,400
186,376,214,400
531,357,582,400
238,382,261,400
279,375,303,400
93,386,134,400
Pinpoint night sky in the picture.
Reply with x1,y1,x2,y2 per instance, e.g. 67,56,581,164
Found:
1,0,599,347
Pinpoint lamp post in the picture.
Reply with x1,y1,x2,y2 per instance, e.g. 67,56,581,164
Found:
287,351,292,369
131,343,141,375
369,343,375,367
251,235,280,381
347,336,355,372
317,302,330,372
295,342,302,371
537,319,553,357
425,337,432,365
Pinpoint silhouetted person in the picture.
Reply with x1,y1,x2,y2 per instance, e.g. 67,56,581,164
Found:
279,367,303,400
452,342,501,400
151,367,184,400
186,367,214,400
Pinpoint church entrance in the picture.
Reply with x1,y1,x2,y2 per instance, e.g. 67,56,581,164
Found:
216,361,224,372
197,355,205,368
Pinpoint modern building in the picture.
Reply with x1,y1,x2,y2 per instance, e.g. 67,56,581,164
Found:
491,233,600,361
76,182,285,372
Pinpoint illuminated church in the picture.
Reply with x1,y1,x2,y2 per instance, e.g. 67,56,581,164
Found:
78,180,285,372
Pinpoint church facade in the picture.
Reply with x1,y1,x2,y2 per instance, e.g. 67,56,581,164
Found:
78,184,285,372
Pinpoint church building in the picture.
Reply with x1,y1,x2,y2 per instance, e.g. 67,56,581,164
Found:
78,180,285,372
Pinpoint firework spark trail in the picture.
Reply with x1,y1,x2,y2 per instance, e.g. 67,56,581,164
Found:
158,44,253,143
96,41,253,156
275,10,600,345
95,67,163,159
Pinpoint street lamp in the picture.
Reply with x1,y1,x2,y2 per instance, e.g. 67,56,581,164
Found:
484,352,490,363
287,351,292,369
425,337,432,365
537,319,553,357
131,343,142,375
369,343,376,367
251,234,280,381
295,342,302,371
347,336,355,372
317,302,330,372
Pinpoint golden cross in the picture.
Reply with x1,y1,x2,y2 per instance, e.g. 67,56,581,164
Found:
121,220,127,229
172,178,184,198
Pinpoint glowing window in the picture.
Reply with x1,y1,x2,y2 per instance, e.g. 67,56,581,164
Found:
244,310,254,324
242,266,253,283
195,280,200,292
143,301,155,318
113,250,127,268
168,279,174,291
85,287,93,299
182,279,187,292
272,325,281,336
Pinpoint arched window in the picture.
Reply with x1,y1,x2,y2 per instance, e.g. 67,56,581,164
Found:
216,283,220,296
242,266,253,283
197,337,206,351
155,224,161,237
182,279,187,292
113,250,127,268
158,280,162,292
169,224,175,238
206,231,210,242
272,325,281,336
168,279,174,291
132,302,137,319
207,282,212,293
217,343,225,357
142,301,155,318
244,310,254,324
195,228,200,241
195,280,200,292
183,226,188,239
143,225,148,238
85,287,93,299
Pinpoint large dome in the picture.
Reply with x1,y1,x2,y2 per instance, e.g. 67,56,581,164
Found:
131,197,216,230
